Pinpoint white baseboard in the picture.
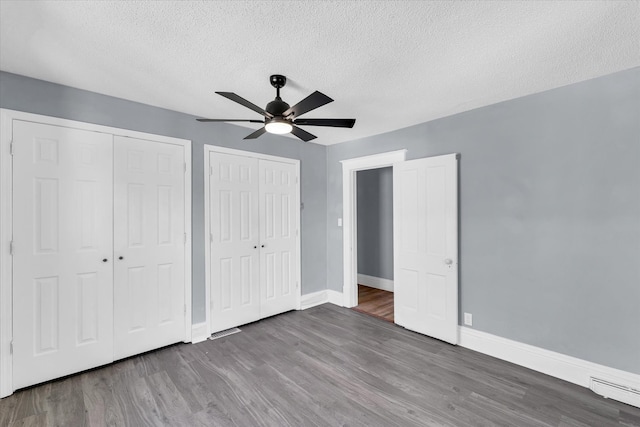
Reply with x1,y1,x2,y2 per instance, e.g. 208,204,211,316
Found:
459,326,640,408
191,322,210,344
301,290,344,310
300,290,330,309
327,289,344,306
358,274,394,292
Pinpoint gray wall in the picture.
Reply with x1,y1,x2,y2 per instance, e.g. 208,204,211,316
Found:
0,71,328,324
357,167,393,280
328,68,640,374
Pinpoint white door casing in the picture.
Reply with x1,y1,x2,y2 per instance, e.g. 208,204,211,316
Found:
393,154,458,344
340,150,407,308
113,136,186,360
259,160,298,318
12,121,115,389
209,152,261,333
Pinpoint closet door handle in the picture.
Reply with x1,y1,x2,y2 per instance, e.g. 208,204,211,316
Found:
102,258,108,263
253,246,258,249
118,256,124,260
261,244,265,248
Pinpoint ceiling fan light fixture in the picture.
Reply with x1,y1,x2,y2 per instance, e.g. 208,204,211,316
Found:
265,119,293,135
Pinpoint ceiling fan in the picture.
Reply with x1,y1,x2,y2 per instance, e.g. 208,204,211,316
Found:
197,75,355,142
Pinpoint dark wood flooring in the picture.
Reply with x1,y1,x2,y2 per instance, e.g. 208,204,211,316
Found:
353,284,394,322
1,304,638,426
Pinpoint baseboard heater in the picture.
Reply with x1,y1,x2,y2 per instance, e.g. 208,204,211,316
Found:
590,377,640,408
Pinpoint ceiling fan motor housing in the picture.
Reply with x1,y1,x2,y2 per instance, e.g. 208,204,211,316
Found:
266,98,290,118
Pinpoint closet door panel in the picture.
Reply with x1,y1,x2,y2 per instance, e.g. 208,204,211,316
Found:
113,137,186,360
209,152,260,333
12,121,114,389
259,160,298,318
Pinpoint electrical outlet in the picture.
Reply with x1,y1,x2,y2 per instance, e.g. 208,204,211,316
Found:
464,312,473,326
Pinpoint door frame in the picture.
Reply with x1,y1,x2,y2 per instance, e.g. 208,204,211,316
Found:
340,150,407,308
203,145,302,339
0,108,192,398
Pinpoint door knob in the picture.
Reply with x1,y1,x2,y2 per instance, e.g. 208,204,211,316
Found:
102,258,108,263
261,244,265,248
118,256,124,260
444,258,453,265
254,246,258,249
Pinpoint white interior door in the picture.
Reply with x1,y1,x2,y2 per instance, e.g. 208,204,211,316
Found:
12,121,114,389
393,154,458,344
209,152,261,333
113,136,186,360
259,160,298,318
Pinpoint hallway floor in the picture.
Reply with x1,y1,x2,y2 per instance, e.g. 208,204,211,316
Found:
352,284,394,322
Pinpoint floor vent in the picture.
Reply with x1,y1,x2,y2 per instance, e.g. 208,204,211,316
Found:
208,327,241,341
590,377,640,408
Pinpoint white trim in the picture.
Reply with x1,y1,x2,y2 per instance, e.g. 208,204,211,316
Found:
191,322,210,344
327,289,344,307
0,110,14,398
341,150,406,308
0,108,193,397
459,326,640,407
300,290,344,310
0,109,189,146
357,274,394,292
300,290,330,310
203,145,302,336
183,141,193,343
203,144,299,164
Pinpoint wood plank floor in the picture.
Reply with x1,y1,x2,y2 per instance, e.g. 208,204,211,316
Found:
353,284,394,322
1,304,638,426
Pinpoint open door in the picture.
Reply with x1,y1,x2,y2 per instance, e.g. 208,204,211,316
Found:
393,154,458,344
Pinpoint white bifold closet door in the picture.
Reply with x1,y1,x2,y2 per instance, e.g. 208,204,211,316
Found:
12,121,115,389
209,152,297,334
12,122,187,390
258,160,298,318
209,153,261,333
113,136,186,360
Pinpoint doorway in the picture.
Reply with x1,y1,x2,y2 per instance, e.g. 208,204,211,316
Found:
340,150,406,308
352,167,394,322
341,151,459,344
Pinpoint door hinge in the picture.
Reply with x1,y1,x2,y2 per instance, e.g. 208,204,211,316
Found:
9,340,13,355
184,233,187,244
184,304,187,315
210,166,213,176
296,229,299,236
9,140,14,156
296,281,299,289
184,162,187,173
9,241,13,256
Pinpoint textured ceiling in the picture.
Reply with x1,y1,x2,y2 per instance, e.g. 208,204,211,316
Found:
1,1,638,145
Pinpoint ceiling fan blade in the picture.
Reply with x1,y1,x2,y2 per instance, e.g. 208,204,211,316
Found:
216,92,273,118
290,125,317,142
197,118,264,123
293,118,355,128
283,91,333,118
243,127,267,140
